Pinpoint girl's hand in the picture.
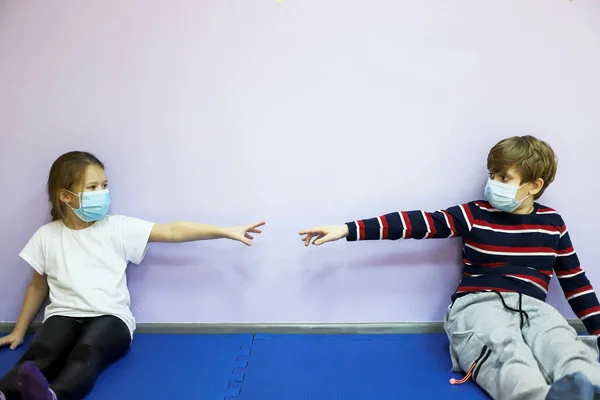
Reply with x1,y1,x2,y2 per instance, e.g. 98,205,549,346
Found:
224,221,265,246
0,331,24,350
299,225,349,246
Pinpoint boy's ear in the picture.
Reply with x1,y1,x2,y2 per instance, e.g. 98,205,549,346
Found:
529,177,545,196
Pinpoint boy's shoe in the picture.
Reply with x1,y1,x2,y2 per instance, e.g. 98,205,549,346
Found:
546,372,600,400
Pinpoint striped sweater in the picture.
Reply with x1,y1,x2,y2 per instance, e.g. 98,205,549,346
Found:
345,200,600,342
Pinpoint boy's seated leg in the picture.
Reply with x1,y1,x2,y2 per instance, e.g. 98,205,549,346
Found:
521,296,600,386
445,292,550,400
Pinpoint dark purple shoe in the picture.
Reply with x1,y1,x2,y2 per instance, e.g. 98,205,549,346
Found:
16,362,55,400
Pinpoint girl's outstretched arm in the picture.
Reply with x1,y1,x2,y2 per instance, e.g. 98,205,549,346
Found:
149,221,265,246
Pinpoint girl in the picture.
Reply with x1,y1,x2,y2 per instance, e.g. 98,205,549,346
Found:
0,151,265,400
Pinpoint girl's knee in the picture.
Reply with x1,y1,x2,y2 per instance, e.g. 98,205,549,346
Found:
18,343,57,369
68,344,95,364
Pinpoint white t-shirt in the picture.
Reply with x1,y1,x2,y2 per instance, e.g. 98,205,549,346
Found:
19,215,155,338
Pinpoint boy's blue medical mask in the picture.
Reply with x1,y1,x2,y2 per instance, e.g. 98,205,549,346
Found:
484,179,530,212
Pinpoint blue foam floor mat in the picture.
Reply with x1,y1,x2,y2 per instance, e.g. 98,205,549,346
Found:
230,334,489,400
88,334,253,399
0,333,490,399
0,334,254,399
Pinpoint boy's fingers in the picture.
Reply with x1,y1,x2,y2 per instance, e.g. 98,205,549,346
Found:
299,228,322,235
304,234,315,246
312,234,326,246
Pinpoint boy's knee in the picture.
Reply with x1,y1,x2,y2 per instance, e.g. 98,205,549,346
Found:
550,338,598,370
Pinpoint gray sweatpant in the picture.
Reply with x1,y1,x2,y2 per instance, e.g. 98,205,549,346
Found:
444,292,600,400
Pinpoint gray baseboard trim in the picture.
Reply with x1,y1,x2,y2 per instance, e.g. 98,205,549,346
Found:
0,320,587,335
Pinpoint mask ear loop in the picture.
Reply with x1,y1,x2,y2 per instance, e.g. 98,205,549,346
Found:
64,190,93,227
64,189,82,211
516,181,533,203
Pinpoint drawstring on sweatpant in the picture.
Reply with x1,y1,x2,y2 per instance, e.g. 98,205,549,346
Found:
491,291,530,329
449,363,476,385
450,291,530,386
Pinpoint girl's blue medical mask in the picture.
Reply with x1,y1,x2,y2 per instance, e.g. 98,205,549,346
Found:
68,189,111,222
484,178,530,212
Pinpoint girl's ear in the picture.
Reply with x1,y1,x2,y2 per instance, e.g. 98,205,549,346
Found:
58,189,71,203
59,189,79,208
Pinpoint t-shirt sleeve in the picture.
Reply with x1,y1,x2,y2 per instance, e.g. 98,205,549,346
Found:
19,227,46,275
116,216,156,265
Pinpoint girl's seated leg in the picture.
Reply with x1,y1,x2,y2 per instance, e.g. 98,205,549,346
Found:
49,315,130,400
0,316,81,400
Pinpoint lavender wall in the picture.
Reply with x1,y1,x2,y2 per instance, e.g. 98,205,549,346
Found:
0,0,599,324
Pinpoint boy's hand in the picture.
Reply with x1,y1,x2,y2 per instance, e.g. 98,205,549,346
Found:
299,225,349,246
224,221,265,246
0,331,24,350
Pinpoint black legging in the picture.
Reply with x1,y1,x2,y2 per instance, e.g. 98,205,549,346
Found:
0,315,131,400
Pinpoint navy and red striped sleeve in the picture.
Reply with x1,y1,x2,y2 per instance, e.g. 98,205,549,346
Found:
553,223,600,344
345,203,474,242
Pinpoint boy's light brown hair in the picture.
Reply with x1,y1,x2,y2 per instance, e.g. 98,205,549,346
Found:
487,135,558,200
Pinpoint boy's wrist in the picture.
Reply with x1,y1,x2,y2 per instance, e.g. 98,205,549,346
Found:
344,222,355,241
342,224,349,237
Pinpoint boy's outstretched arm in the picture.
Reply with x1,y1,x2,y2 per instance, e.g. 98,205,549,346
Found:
150,221,265,246
553,225,600,345
300,204,473,246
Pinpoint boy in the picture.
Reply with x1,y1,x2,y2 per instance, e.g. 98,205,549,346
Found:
299,136,600,400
